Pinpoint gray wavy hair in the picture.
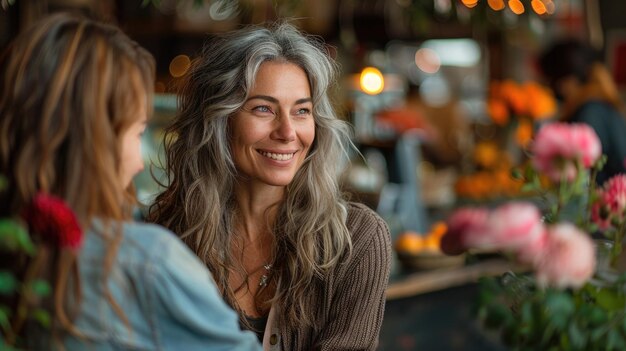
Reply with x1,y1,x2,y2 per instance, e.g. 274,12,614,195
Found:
149,22,353,327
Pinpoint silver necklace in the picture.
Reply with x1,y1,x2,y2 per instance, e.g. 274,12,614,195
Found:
259,263,272,288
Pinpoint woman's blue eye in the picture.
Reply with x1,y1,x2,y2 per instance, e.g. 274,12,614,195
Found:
296,108,311,115
254,105,272,113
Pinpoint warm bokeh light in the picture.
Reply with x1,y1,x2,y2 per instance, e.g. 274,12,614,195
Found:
461,0,478,8
360,67,385,95
169,54,191,78
531,0,547,15
544,0,555,14
488,0,505,11
415,48,441,74
508,0,525,14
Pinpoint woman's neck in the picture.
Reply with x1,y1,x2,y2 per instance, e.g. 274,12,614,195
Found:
233,180,284,242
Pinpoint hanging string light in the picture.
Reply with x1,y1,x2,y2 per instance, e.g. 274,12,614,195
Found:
462,0,554,16
531,0,547,15
508,0,525,15
488,0,506,11
461,0,479,9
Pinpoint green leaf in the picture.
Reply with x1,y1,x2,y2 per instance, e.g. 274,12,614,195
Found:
29,280,51,297
32,308,50,328
0,305,10,332
587,306,608,327
595,155,608,171
520,300,533,326
0,219,35,255
596,288,625,310
511,167,524,180
484,303,511,329
0,272,17,295
568,322,587,349
475,305,487,321
521,183,539,193
541,322,557,345
545,291,575,329
608,328,626,350
590,327,606,342
523,163,537,180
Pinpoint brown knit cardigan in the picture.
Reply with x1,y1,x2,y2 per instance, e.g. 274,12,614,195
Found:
263,202,392,350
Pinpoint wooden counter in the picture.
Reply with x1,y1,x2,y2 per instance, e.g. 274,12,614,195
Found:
386,259,516,300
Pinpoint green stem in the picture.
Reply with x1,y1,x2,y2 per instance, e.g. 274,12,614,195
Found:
555,172,571,221
611,222,625,267
592,310,626,341
583,167,599,231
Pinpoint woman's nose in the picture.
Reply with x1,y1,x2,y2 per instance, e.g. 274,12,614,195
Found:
271,114,296,142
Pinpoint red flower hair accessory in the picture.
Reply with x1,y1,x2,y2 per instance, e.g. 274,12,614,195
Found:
21,194,83,250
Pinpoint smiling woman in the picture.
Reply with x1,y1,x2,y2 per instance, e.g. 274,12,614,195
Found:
148,22,392,350
231,61,315,188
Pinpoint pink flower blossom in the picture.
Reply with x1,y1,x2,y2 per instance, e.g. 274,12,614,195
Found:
480,202,546,254
441,207,489,255
441,203,547,259
21,193,83,250
531,123,601,182
592,174,626,230
516,231,549,266
535,223,595,289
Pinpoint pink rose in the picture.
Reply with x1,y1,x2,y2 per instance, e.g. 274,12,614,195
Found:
592,174,626,230
591,200,612,230
571,124,602,167
516,230,549,266
441,207,489,255
531,123,601,182
480,202,546,255
535,223,595,289
441,203,547,259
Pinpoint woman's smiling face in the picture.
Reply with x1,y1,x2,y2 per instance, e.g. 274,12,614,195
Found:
230,61,315,187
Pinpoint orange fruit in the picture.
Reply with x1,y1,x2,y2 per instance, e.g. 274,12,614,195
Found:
395,232,424,254
429,221,448,240
423,235,441,252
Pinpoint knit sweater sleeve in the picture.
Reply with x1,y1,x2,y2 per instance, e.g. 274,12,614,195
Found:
315,203,392,351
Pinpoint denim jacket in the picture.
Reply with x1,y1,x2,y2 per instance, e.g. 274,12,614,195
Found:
59,220,262,351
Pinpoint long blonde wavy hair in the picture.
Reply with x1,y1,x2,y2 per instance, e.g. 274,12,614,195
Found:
0,12,154,343
149,22,353,328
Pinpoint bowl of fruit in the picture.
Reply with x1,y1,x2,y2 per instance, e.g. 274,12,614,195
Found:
394,221,465,271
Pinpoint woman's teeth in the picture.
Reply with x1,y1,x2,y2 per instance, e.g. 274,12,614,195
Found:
259,151,295,161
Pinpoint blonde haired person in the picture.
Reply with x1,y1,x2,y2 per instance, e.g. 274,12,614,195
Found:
0,13,261,350
149,23,392,350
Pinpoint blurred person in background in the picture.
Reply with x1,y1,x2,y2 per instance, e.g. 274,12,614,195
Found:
539,38,626,184
0,13,261,350
149,22,391,350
